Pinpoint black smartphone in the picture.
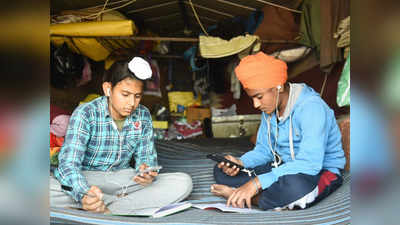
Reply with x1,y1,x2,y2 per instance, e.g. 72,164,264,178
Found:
206,153,244,170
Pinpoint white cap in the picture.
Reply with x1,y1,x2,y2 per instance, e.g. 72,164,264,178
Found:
128,57,152,80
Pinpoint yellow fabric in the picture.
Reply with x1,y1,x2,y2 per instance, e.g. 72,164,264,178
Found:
168,92,201,116
50,20,137,62
50,36,136,63
105,57,117,70
52,37,111,61
152,121,169,129
199,34,261,58
79,94,101,105
50,20,136,36
51,36,68,48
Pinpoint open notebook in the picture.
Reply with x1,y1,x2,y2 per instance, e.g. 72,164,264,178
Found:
192,203,263,213
111,202,192,218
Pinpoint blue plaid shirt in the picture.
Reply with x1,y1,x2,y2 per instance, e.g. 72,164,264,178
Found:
53,96,157,201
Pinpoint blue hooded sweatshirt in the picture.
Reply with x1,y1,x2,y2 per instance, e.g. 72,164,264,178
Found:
240,83,346,190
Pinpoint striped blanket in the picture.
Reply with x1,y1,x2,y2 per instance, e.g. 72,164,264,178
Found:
51,141,350,225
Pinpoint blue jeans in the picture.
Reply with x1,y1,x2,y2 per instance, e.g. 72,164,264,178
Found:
213,164,343,210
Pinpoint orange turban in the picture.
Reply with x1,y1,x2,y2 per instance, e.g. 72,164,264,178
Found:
235,52,287,89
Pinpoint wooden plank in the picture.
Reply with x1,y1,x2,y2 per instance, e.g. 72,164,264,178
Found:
51,35,298,44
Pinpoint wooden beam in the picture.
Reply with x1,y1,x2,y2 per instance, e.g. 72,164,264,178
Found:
144,13,181,22
187,13,217,22
150,54,183,59
183,1,234,18
50,35,299,44
178,0,191,32
107,36,200,42
126,1,178,14
215,0,256,11
254,0,302,13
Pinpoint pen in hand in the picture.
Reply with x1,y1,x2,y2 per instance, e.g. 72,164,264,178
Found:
61,185,97,198
61,185,116,205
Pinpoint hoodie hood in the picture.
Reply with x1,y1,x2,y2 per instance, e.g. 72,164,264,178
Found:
278,83,320,122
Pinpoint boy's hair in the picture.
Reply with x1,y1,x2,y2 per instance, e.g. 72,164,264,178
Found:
103,59,146,87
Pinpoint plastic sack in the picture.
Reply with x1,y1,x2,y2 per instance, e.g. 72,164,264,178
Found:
51,43,84,88
337,54,350,107
382,51,400,110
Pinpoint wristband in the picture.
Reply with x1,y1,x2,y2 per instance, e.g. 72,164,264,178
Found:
251,178,259,194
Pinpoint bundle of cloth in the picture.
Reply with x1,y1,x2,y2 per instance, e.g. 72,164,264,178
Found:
50,106,71,166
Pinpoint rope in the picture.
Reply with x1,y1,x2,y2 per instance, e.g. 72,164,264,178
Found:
320,72,328,96
255,0,302,13
72,0,136,20
97,0,110,19
82,0,131,11
334,16,350,48
189,0,209,36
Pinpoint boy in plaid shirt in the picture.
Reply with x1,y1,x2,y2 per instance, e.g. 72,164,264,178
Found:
50,57,192,214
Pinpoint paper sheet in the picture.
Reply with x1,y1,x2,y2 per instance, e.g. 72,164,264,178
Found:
192,203,263,213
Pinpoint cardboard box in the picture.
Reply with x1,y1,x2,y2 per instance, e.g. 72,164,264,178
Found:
186,107,211,123
212,114,261,138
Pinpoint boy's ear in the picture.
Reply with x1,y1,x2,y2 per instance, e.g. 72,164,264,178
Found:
102,82,112,96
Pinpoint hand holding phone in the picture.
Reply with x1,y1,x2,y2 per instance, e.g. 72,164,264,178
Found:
134,165,162,186
137,165,163,177
207,154,245,177
206,154,244,170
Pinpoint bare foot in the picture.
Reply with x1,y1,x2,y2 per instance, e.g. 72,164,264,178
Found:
210,184,235,199
104,207,111,215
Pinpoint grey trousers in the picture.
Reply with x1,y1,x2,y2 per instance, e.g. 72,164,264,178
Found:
50,168,193,215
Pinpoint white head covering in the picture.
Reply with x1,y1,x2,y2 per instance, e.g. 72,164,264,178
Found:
128,57,152,80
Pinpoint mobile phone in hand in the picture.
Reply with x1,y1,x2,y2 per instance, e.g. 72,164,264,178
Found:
206,154,244,170
137,166,163,176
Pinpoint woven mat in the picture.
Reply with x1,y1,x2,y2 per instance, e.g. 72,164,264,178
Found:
51,141,351,225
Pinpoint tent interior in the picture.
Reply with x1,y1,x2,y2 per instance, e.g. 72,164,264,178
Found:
50,0,350,224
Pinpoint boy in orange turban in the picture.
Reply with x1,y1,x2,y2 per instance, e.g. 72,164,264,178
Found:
211,52,346,211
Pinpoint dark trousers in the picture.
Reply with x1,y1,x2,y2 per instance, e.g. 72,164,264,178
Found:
213,164,343,210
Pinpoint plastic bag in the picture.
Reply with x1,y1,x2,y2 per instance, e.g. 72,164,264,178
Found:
382,51,400,110
337,54,350,107
51,43,84,88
